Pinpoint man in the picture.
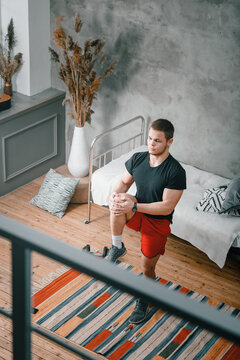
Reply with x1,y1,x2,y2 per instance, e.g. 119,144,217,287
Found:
105,119,186,324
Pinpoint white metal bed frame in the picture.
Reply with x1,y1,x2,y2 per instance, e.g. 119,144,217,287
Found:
84,115,146,223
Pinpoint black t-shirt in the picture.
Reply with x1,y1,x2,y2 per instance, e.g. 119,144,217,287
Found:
125,151,186,223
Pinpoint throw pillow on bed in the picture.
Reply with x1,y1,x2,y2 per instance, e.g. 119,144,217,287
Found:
30,168,79,218
218,177,240,214
196,186,240,216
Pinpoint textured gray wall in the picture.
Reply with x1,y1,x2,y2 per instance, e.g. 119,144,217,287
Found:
50,0,240,178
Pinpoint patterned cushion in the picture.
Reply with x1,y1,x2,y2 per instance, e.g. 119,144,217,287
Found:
196,186,240,216
30,168,79,218
218,177,240,214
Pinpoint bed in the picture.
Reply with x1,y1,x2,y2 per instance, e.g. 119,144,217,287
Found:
85,116,240,268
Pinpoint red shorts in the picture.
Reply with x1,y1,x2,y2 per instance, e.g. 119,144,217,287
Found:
126,212,171,258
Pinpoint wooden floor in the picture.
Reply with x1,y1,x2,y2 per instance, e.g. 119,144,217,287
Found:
0,171,240,359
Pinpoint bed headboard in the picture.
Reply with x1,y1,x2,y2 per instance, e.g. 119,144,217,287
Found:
84,115,146,223
90,115,146,169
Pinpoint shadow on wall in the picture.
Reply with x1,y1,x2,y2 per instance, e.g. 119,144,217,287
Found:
96,28,144,151
75,3,144,131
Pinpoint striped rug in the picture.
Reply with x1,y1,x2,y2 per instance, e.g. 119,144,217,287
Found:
32,259,240,360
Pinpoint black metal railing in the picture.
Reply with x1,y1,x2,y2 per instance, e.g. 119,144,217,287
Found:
0,214,239,360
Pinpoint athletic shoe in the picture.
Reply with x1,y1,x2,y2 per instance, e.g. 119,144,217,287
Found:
104,244,127,262
129,298,149,324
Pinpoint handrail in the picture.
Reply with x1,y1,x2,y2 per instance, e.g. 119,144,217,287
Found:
84,115,146,224
0,214,240,360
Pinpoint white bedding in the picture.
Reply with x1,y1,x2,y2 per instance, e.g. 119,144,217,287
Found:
170,187,240,267
91,146,147,205
91,146,240,267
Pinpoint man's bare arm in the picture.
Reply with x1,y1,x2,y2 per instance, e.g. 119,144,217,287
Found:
112,170,134,194
136,188,183,215
111,188,183,216
108,170,134,214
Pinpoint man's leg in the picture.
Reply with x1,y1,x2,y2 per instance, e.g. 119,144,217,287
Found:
141,253,161,280
128,216,170,324
105,194,135,262
129,253,161,324
110,211,127,237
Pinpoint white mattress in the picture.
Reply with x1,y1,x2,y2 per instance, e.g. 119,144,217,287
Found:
91,146,240,267
91,146,147,206
171,185,240,267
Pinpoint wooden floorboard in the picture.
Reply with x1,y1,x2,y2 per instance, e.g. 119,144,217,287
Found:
0,170,240,359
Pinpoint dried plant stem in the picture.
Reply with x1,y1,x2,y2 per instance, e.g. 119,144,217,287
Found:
0,18,23,91
49,12,117,127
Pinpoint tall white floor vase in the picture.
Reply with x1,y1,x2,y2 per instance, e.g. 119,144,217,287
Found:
67,125,90,178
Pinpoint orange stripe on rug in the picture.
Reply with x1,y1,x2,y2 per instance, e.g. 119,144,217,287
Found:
158,278,168,285
93,293,111,306
173,327,191,344
85,329,112,351
221,344,240,360
55,316,84,337
179,287,189,294
206,298,220,307
152,355,166,360
201,337,232,360
108,340,135,360
33,268,80,307
33,273,91,321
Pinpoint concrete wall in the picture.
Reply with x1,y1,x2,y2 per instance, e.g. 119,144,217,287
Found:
50,0,240,179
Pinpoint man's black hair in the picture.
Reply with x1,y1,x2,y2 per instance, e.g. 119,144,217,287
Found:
150,119,174,140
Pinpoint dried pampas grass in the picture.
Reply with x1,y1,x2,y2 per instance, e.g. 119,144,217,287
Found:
0,18,23,89
49,12,117,127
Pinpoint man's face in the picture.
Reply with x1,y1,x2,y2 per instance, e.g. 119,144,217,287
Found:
147,127,173,156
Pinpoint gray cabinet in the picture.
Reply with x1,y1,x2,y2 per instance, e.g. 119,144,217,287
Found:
0,88,66,196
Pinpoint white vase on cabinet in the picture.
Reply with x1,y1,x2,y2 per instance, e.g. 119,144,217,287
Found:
67,125,89,178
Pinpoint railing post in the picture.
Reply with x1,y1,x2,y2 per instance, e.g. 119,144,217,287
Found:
12,243,32,360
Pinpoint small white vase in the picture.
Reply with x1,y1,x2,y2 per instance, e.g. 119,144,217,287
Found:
67,125,90,177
